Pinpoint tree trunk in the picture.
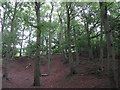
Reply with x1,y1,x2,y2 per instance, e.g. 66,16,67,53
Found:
41,34,44,55
2,7,9,80
85,22,93,61
57,11,68,63
28,27,32,56
48,31,52,75
63,22,68,64
2,58,8,80
20,28,25,56
1,11,5,33
99,24,104,70
99,2,118,88
66,3,75,75
73,26,80,65
2,42,10,80
10,2,18,32
10,2,18,59
33,2,41,86
46,38,48,55
59,27,67,63
48,2,54,75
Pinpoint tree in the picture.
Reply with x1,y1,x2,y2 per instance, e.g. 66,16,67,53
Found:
73,26,80,65
57,4,68,63
10,2,19,59
70,3,80,65
48,2,54,75
66,2,76,75
84,20,94,61
2,2,19,80
99,2,118,88
33,2,41,86
99,24,104,71
19,27,25,56
1,2,9,80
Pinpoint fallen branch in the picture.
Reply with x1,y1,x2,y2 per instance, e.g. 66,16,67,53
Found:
41,73,49,76
25,63,32,69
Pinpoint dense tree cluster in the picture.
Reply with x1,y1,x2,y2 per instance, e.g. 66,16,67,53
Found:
0,1,119,88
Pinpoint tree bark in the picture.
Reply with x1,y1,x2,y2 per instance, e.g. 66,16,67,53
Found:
85,22,94,61
46,38,48,55
73,27,80,65
28,27,32,56
99,24,104,70
48,2,54,75
41,34,44,55
57,10,68,63
10,2,18,59
2,5,10,80
10,2,18,32
20,27,25,56
2,41,10,80
1,11,5,33
66,3,75,75
33,2,41,86
99,2,118,88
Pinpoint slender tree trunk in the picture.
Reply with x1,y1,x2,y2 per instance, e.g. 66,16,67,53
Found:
58,32,62,53
33,2,41,86
99,2,118,88
2,2,18,80
100,24,104,70
20,28,25,56
66,4,72,63
41,34,44,55
85,22,93,61
48,31,52,75
1,11,5,33
59,25,66,62
74,28,80,65
48,3,54,75
62,27,68,64
66,3,75,75
2,42,10,80
28,27,32,44
46,38,48,55
2,57,8,80
10,2,18,32
62,23,68,63
72,11,79,65
10,2,18,59
28,27,32,56
48,33,51,74
2,9,9,80
73,27,80,65
57,11,67,63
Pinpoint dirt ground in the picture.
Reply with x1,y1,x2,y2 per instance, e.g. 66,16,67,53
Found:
2,54,119,88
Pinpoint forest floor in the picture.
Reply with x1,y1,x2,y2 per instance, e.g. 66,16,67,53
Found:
2,54,119,88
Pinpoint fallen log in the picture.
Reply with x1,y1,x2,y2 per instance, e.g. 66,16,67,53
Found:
41,73,49,76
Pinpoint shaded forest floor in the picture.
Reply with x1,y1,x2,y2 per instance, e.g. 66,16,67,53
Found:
2,54,120,88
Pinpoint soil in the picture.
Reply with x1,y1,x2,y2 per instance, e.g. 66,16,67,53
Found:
2,54,119,88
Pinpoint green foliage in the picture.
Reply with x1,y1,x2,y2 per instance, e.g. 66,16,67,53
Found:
24,42,36,56
1,2,120,58
52,46,60,53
